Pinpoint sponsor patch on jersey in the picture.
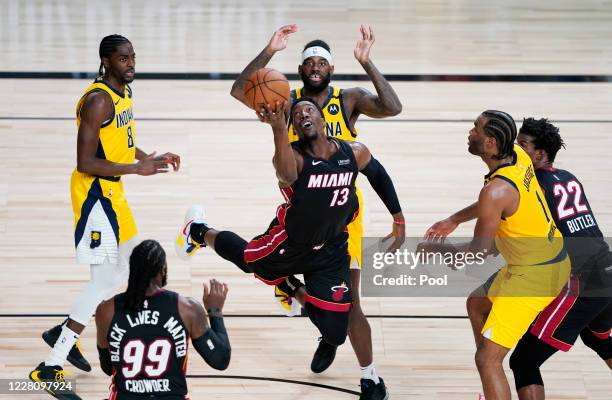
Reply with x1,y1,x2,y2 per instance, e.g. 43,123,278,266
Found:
327,104,339,115
338,159,350,166
90,231,101,249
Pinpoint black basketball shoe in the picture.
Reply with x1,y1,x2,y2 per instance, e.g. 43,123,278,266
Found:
359,377,389,400
310,337,337,373
42,324,91,372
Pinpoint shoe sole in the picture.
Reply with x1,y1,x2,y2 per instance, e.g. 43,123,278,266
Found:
42,331,92,372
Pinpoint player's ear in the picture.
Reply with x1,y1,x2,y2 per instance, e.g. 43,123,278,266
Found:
330,65,335,75
298,64,303,75
101,57,110,71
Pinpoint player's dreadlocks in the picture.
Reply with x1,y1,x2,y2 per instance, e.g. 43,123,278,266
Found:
482,110,517,159
98,34,131,77
124,240,167,313
519,117,566,162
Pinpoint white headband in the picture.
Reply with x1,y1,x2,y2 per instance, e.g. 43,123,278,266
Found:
301,46,332,64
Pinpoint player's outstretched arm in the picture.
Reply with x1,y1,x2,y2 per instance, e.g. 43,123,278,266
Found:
345,24,402,119
350,141,405,251
95,299,115,376
77,92,170,176
424,202,479,241
417,182,512,262
230,24,298,105
258,101,300,186
182,280,231,370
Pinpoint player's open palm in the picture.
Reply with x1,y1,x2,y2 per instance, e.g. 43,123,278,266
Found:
203,279,229,312
136,151,169,176
424,218,458,242
267,24,298,53
354,24,375,64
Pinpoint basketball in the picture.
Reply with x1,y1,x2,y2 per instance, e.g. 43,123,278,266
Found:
243,68,290,110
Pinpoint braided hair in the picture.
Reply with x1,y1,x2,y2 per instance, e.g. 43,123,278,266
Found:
98,34,131,77
482,110,517,159
124,240,167,313
519,118,565,162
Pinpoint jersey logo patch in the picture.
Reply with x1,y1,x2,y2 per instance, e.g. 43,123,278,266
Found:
331,282,349,302
312,160,323,166
90,231,101,249
327,104,339,115
338,159,350,166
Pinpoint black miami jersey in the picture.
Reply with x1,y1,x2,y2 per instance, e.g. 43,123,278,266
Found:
107,290,189,400
280,138,359,246
536,167,609,273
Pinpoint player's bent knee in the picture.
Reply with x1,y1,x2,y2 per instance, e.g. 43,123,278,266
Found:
509,333,556,389
580,329,612,360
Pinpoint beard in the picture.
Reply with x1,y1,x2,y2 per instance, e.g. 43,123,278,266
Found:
298,130,318,142
468,139,484,156
300,71,331,93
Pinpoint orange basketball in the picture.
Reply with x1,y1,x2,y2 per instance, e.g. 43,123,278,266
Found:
243,68,290,110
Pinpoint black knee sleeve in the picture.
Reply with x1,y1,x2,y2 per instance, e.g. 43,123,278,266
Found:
580,328,612,360
214,231,251,273
510,333,557,390
305,303,349,346
277,275,305,297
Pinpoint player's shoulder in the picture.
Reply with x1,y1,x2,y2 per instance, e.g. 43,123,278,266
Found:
81,89,113,114
536,167,578,184
95,297,115,321
481,176,518,200
177,295,205,319
347,140,368,153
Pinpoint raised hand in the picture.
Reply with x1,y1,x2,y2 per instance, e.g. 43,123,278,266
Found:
256,100,287,127
266,24,298,54
135,151,169,176
354,24,375,64
203,279,229,313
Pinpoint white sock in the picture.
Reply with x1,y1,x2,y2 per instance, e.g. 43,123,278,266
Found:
360,363,380,384
45,325,78,367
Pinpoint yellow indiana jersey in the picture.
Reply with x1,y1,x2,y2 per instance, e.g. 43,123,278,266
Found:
485,145,564,266
70,79,138,250
288,86,357,143
75,79,136,165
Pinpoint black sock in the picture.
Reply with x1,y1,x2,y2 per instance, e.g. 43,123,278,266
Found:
190,223,210,245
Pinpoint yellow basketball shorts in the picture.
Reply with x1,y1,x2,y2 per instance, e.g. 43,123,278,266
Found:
71,171,137,265
347,184,364,269
481,257,571,349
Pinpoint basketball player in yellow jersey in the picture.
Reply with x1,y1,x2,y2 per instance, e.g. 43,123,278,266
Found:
419,110,570,400
29,35,180,399
230,24,403,399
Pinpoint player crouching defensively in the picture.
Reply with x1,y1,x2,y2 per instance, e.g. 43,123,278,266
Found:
176,98,404,400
